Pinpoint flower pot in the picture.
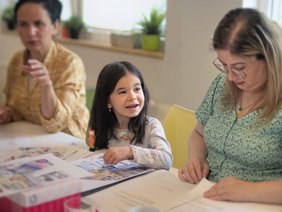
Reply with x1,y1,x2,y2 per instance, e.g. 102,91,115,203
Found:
6,21,15,30
60,24,70,38
69,29,80,39
141,34,160,51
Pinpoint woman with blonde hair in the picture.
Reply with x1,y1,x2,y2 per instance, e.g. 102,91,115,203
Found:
179,8,282,204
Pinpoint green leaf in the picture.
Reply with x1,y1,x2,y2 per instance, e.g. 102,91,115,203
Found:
2,6,14,23
137,7,165,35
64,16,85,30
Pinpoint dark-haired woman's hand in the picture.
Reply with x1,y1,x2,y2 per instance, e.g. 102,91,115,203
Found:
22,59,57,119
0,107,12,124
21,59,52,88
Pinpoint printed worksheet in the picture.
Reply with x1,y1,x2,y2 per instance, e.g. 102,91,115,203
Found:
0,146,92,163
0,153,91,197
73,153,154,193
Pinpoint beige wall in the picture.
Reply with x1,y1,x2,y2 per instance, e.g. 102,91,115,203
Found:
0,0,242,119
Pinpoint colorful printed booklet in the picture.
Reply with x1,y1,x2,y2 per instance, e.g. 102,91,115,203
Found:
0,153,92,197
72,153,154,193
0,151,154,197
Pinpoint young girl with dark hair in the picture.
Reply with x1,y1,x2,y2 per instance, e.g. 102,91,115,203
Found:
88,61,172,170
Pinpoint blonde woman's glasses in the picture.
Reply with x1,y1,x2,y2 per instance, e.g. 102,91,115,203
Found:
213,58,248,79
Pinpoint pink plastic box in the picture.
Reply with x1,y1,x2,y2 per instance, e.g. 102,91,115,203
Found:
0,178,81,212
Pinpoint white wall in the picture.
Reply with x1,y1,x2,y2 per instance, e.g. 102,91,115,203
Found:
0,0,242,117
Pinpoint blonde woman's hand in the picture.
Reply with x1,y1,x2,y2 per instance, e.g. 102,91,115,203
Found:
178,156,209,184
203,176,254,202
22,59,52,87
103,146,133,164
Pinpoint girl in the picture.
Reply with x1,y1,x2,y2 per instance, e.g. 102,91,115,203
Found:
88,61,172,170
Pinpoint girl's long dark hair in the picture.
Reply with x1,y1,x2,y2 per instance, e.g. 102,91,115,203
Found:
88,61,150,149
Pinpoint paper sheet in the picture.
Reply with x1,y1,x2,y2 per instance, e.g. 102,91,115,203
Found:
84,171,282,212
73,153,154,193
0,121,84,150
0,146,92,163
165,178,256,212
84,170,194,211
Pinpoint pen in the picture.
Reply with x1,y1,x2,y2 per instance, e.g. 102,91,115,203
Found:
62,150,78,160
88,130,96,152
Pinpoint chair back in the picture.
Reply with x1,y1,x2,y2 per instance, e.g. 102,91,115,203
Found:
86,88,95,111
163,104,197,168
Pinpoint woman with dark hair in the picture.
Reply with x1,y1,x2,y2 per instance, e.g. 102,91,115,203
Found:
88,61,172,170
0,0,89,138
179,8,282,204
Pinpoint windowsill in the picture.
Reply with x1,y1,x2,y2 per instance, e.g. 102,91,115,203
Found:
56,37,164,59
0,29,164,59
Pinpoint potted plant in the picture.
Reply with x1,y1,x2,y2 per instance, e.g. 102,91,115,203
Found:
138,8,165,51
1,5,15,30
64,15,84,39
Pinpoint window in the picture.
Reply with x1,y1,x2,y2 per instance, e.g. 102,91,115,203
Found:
82,0,166,31
0,0,166,58
243,0,282,26
59,0,167,31
60,0,72,21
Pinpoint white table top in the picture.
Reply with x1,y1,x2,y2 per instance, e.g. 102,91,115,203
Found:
0,121,85,150
1,122,281,211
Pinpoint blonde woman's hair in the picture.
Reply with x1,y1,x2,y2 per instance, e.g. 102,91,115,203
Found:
212,8,282,121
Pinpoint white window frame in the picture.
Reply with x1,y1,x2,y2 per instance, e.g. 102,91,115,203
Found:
243,0,282,26
64,0,166,32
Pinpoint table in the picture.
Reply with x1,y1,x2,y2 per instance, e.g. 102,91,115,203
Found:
1,122,281,212
0,121,91,211
84,169,282,212
0,121,92,163
0,121,85,150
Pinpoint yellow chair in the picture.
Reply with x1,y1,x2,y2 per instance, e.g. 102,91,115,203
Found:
163,104,197,169
86,88,95,111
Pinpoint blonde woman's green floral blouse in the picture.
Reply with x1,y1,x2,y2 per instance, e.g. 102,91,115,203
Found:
196,73,282,183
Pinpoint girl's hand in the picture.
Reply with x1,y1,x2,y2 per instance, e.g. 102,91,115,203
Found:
21,59,52,87
103,146,133,164
178,156,209,184
203,176,254,202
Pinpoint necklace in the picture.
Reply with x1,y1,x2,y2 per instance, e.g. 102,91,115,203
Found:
236,102,257,118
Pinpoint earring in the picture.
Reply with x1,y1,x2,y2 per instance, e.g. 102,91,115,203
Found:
107,104,112,112
107,103,112,112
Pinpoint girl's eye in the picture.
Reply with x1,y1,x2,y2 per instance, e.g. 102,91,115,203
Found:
118,90,126,95
134,87,142,92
